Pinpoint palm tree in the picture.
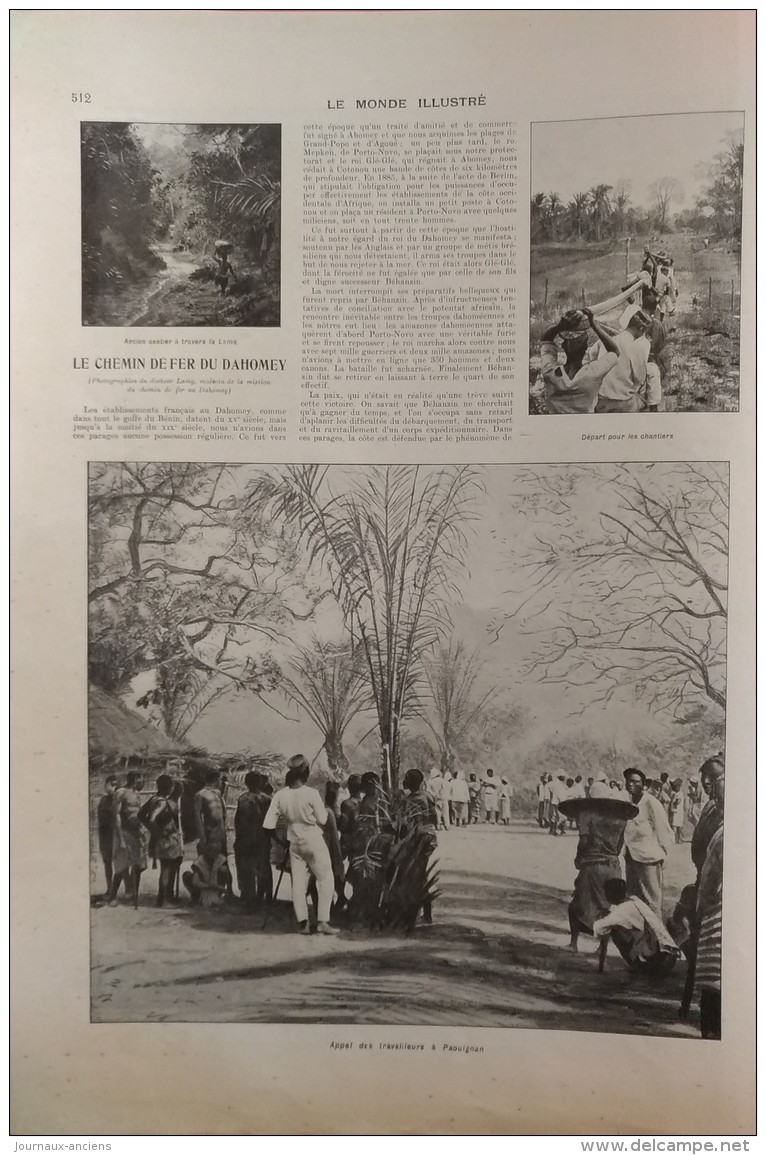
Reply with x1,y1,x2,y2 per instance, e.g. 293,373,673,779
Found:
280,638,372,774
530,192,547,242
249,465,483,788
568,192,589,240
213,173,281,226
547,192,562,242
612,183,632,237
588,184,613,241
419,640,500,771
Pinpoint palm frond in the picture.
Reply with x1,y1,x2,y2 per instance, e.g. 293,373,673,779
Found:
245,465,484,785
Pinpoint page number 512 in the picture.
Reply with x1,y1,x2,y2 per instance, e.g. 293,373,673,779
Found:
72,92,91,103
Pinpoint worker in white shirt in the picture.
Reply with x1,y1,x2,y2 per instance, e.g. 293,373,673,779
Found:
428,768,448,830
263,754,340,935
593,877,681,975
547,773,568,835
622,767,674,917
589,773,612,800
620,282,671,413
482,769,499,824
450,770,470,826
571,775,587,799
439,767,453,828
595,310,653,414
654,256,678,319
642,248,678,317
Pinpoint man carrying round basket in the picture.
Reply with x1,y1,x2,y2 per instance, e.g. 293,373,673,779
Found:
213,240,236,297
560,788,638,953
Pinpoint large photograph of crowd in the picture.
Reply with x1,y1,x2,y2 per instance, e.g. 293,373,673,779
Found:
89,461,726,1038
81,122,281,327
529,111,744,415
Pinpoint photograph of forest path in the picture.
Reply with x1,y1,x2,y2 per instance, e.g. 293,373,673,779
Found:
529,111,743,413
89,462,727,1036
81,123,280,327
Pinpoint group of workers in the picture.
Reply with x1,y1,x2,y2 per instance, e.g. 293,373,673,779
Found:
564,756,724,1039
539,246,678,415
94,746,724,1037
94,757,444,935
537,769,702,842
427,766,515,827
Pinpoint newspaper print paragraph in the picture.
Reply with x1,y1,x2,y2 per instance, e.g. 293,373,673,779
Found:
301,119,517,444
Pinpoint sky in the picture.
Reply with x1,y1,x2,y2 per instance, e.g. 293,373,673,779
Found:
140,462,723,766
177,466,522,759
132,122,194,156
531,110,744,209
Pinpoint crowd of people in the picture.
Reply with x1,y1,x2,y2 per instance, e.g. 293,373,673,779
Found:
539,246,678,415
94,760,519,929
427,766,515,827
93,748,724,1037
94,757,444,935
564,756,724,1039
536,768,703,842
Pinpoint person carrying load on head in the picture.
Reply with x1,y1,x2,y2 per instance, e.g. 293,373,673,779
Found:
213,240,236,297
641,248,676,319
539,308,623,415
562,792,638,953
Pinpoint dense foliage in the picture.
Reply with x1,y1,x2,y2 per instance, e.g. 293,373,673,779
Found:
531,133,743,244
81,122,281,323
81,123,169,299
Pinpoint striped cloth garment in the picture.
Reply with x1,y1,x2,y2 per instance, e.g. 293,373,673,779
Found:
696,826,723,992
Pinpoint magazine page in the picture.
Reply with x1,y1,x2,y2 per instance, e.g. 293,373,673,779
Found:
10,9,756,1138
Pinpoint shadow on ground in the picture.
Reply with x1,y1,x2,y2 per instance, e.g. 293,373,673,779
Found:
92,860,694,1036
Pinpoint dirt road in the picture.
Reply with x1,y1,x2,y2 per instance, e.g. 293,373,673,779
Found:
91,822,699,1037
84,242,280,327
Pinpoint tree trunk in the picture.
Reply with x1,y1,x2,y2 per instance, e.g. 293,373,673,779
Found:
379,715,400,792
323,731,348,776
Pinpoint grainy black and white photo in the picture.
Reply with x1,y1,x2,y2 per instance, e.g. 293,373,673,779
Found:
89,461,726,1038
529,111,744,415
81,122,281,326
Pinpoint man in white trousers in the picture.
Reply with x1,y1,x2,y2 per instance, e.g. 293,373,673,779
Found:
263,754,340,935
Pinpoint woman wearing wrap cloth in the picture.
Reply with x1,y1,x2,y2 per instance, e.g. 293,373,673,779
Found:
563,794,638,952
691,757,724,881
695,823,723,1038
687,756,724,1037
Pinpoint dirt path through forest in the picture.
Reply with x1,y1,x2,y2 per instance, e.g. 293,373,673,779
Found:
85,241,280,327
126,243,203,325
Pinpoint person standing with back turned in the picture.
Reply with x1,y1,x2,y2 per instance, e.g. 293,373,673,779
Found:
263,755,340,936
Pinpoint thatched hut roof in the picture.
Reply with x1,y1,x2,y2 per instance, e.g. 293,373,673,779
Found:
88,685,185,763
